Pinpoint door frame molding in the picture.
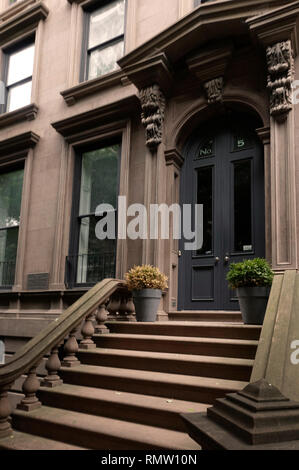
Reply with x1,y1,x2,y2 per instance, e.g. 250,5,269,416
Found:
177,112,266,311
164,93,271,313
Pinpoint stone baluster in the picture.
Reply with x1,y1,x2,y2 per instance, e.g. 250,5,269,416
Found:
107,295,121,321
126,295,137,322
0,383,13,438
17,364,42,412
95,304,110,335
80,311,96,349
114,293,136,322
61,326,81,368
41,343,63,388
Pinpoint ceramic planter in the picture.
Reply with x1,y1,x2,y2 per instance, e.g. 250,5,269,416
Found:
132,289,162,322
237,286,271,325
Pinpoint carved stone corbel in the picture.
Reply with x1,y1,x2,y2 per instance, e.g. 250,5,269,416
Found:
204,77,224,104
187,42,233,105
266,40,294,122
139,84,166,150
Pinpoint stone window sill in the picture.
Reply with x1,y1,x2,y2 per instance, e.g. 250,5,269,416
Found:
61,69,130,106
0,103,38,129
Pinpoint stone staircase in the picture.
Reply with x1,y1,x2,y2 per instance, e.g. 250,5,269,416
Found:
0,318,261,450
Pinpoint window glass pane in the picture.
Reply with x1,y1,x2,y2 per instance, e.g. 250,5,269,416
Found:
233,134,253,152
79,145,119,216
77,216,116,283
88,40,124,79
7,80,32,112
0,227,19,261
197,167,213,256
0,228,17,286
234,160,253,252
0,169,24,229
196,138,214,160
88,0,125,49
7,44,34,86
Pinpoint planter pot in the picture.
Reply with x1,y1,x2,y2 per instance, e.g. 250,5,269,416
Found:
237,286,271,325
132,289,162,322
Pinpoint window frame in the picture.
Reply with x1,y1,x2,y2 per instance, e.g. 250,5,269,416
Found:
0,160,25,289
68,138,122,288
1,34,35,115
80,0,127,83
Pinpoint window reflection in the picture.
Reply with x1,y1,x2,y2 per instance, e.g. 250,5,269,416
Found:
197,167,213,256
234,160,253,252
86,0,125,80
5,42,35,113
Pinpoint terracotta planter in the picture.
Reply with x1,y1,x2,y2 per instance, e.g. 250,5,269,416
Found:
237,286,271,325
132,289,162,322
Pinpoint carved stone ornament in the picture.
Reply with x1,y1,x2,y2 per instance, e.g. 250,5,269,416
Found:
204,77,224,104
139,84,166,150
266,40,295,121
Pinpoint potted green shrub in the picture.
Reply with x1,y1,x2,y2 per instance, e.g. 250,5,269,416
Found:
227,258,274,325
125,265,168,322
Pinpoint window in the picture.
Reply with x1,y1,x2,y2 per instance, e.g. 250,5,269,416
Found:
67,144,120,287
3,39,35,113
83,0,126,81
0,167,24,287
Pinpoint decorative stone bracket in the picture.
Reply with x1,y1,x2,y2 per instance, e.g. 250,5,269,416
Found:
187,42,233,105
139,84,166,150
118,53,173,151
266,40,294,122
204,77,224,104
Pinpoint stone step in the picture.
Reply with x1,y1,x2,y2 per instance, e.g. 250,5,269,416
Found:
37,383,209,432
78,348,253,381
0,430,87,450
105,321,261,340
12,406,201,450
94,334,258,359
60,364,247,404
169,311,243,322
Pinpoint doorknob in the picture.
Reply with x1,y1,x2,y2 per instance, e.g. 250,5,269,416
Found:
215,257,220,263
224,256,230,263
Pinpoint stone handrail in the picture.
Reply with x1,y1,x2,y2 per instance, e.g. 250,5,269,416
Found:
0,278,135,439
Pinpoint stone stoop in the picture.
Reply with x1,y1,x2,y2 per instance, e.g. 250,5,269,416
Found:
2,321,261,450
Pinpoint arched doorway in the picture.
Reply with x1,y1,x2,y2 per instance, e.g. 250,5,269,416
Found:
178,112,265,311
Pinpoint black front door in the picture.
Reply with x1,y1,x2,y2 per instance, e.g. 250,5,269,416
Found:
178,115,265,311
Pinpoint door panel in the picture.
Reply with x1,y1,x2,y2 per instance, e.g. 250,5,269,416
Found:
178,115,265,311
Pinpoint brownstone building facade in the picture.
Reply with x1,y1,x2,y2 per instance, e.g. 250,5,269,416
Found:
0,0,299,350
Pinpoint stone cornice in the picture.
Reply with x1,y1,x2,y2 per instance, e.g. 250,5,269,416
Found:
187,42,234,83
52,95,139,142
0,131,40,160
61,70,130,106
164,148,184,169
118,53,174,96
118,0,292,68
256,126,271,145
0,103,38,129
247,1,299,55
0,1,49,46
0,0,36,22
